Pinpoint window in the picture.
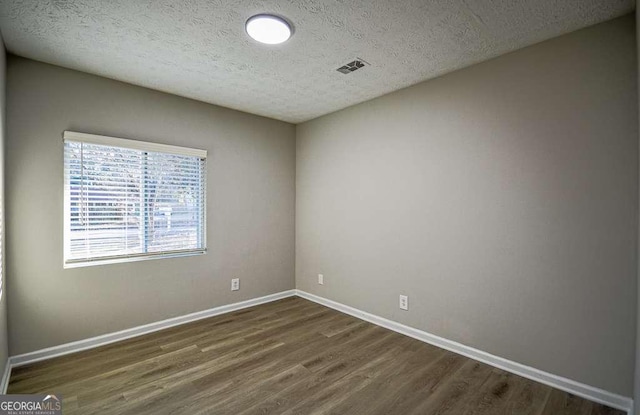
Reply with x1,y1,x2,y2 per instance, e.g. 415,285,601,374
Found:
63,131,207,267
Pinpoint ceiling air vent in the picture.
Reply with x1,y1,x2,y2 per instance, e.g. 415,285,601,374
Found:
337,58,369,74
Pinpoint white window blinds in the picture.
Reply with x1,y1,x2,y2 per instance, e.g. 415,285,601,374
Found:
63,131,207,267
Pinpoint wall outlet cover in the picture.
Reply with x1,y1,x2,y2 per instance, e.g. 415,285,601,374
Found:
231,278,240,291
318,274,324,285
399,295,408,310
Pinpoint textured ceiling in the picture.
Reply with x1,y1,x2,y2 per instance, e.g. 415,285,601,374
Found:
0,0,634,123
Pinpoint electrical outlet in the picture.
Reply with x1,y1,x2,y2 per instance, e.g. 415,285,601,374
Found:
318,274,324,285
399,295,408,311
231,278,240,291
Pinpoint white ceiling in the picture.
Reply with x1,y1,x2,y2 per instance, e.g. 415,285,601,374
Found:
0,0,634,123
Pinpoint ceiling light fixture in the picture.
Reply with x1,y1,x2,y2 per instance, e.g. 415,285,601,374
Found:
245,14,292,45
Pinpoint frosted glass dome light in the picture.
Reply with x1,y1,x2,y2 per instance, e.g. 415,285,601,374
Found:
246,15,292,45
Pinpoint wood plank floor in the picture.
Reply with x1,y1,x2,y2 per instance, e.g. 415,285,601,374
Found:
8,297,623,415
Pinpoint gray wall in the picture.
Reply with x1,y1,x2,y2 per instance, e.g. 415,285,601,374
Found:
0,33,9,378
633,4,640,415
6,56,296,355
296,15,637,397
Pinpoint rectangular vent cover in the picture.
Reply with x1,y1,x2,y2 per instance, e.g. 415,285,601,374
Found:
337,58,369,74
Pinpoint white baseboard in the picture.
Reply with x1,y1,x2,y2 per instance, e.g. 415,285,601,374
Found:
295,290,633,415
0,359,11,394
7,289,296,371
1,288,633,415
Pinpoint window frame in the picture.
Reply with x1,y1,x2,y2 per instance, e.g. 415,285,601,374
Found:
63,131,207,268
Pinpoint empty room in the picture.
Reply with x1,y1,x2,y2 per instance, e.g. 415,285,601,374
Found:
0,0,637,414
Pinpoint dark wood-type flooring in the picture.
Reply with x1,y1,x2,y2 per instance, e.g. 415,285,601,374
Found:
8,297,623,414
